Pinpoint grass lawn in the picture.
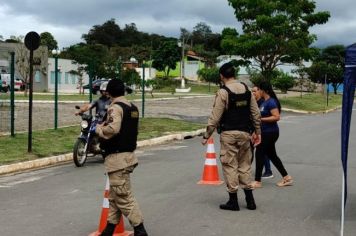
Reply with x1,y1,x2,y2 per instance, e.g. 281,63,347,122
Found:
0,84,217,101
0,93,100,101
280,93,342,112
0,118,204,165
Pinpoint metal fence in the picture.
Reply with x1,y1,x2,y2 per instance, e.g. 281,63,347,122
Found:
0,99,88,135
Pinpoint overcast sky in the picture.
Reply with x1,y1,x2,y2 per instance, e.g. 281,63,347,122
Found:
0,0,355,49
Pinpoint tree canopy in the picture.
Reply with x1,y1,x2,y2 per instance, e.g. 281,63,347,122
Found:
305,45,345,94
40,32,58,51
152,40,180,78
222,0,330,80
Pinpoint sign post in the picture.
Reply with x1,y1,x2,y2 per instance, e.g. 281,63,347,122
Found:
24,31,40,152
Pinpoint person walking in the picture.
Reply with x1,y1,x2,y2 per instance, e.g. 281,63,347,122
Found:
252,85,273,179
202,62,261,211
251,81,293,188
95,79,148,236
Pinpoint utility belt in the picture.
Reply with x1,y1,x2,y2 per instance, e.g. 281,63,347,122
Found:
218,125,251,134
102,148,135,158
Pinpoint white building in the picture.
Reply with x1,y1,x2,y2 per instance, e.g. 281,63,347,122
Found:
47,58,89,93
217,55,312,77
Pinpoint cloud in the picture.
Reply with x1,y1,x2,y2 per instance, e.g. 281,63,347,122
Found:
1,0,356,48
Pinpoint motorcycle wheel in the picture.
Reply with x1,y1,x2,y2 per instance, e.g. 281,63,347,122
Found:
73,139,88,167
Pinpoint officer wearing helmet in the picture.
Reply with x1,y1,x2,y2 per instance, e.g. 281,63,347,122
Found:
75,81,111,121
95,79,148,236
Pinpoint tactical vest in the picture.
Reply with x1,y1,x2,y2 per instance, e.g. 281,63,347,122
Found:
100,102,139,155
219,83,252,133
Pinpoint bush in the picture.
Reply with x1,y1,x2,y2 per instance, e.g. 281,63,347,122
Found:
122,69,141,86
197,67,219,84
271,72,295,93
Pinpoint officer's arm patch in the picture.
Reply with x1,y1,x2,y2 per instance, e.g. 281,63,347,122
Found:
131,111,139,118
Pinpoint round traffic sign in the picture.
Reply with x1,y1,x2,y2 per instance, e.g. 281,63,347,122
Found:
24,31,40,51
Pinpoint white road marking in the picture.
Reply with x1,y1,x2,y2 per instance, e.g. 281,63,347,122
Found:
0,176,43,188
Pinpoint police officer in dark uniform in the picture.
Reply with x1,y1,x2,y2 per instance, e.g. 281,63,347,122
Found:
202,62,261,211
95,79,148,236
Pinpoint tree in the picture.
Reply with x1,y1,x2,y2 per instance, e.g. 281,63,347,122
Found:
222,0,330,81
122,68,141,87
152,41,180,78
63,43,110,79
40,32,58,51
197,67,220,92
189,23,222,66
82,18,122,48
271,71,295,93
5,35,24,43
197,67,220,84
305,45,345,94
192,22,212,45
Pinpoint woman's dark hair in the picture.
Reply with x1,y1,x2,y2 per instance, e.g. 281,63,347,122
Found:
258,81,281,113
219,62,235,78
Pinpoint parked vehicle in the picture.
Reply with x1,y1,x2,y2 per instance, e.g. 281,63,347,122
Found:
73,105,104,167
83,79,110,95
0,74,9,92
0,73,26,91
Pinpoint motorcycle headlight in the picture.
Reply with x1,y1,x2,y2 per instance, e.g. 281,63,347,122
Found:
81,120,89,129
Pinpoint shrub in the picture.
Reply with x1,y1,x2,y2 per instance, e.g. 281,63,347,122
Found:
271,72,295,93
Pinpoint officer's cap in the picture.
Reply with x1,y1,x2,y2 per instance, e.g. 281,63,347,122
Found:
106,79,125,97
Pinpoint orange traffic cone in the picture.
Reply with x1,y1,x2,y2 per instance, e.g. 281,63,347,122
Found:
89,176,133,236
197,137,224,185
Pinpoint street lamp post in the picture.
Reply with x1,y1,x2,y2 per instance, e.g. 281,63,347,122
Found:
130,57,145,118
178,39,185,89
142,62,145,118
52,49,60,129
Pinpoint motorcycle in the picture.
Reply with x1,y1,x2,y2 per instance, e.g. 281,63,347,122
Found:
73,105,103,167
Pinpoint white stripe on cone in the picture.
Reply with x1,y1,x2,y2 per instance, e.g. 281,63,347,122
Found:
105,177,110,190
205,158,217,166
102,198,109,208
207,144,215,153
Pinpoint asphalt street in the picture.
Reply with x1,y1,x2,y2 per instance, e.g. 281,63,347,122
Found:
0,110,355,236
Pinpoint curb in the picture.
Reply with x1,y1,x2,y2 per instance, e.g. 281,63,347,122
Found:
282,105,342,114
0,129,205,176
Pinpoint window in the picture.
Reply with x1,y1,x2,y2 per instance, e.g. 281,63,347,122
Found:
65,72,69,84
35,71,41,83
50,71,62,84
58,72,62,84
71,74,77,84
50,71,55,84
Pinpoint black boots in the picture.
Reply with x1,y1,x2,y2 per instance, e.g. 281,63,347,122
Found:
100,222,148,236
99,222,116,236
134,223,148,236
219,192,240,211
244,189,257,210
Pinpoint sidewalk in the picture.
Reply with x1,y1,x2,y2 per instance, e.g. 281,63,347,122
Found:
0,129,205,176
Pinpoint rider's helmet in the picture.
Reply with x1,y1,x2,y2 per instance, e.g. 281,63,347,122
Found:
100,81,108,92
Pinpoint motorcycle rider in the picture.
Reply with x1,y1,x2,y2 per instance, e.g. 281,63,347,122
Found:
75,81,111,153
75,81,111,121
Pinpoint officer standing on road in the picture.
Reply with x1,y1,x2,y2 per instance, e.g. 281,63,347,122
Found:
95,79,148,236
202,62,261,211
